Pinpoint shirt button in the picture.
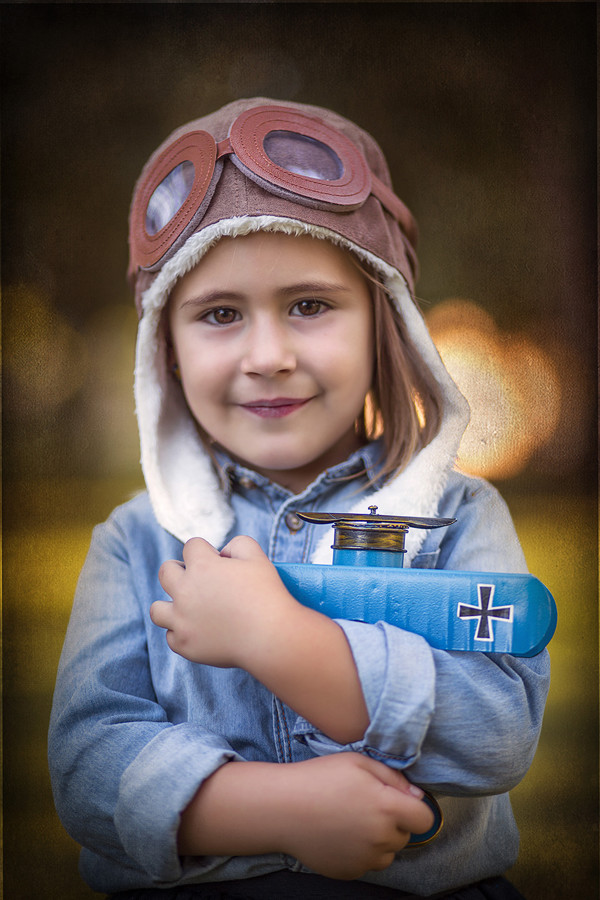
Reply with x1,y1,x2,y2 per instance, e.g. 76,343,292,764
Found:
285,512,304,533
238,476,256,490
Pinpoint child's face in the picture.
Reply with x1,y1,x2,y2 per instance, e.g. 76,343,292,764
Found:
168,231,374,493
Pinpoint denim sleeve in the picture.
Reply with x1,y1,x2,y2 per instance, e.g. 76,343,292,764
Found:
293,478,551,796
48,516,243,884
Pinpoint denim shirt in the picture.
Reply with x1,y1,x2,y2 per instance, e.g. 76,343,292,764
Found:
48,443,550,896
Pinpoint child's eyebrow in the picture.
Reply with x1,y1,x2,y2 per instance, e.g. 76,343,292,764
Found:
177,290,246,309
278,280,352,296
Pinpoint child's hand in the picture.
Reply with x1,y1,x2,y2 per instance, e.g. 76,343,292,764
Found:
279,753,434,878
153,536,370,744
151,536,297,668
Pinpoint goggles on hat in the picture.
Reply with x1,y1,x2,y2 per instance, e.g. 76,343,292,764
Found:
129,104,418,274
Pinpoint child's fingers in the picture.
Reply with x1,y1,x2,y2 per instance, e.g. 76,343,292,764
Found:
359,755,423,798
357,756,435,834
219,535,265,560
381,777,436,836
157,558,185,595
158,538,218,593
393,789,436,837
182,536,220,566
149,599,173,630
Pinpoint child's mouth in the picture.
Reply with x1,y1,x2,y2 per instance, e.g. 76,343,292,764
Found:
240,398,311,418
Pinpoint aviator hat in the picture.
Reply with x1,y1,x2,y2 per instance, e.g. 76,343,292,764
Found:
128,96,419,314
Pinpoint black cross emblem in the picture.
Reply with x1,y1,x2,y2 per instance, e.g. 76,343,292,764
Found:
457,584,513,642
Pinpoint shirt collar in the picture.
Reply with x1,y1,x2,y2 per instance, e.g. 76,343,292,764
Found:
213,439,385,498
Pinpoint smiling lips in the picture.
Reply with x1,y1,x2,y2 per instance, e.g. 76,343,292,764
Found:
240,397,311,418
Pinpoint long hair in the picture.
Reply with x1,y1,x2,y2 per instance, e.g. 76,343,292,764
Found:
355,273,443,485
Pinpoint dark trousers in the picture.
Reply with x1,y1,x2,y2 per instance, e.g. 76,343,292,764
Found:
108,872,526,900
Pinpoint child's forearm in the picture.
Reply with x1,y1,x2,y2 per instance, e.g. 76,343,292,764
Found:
237,601,369,745
177,754,434,879
178,760,290,857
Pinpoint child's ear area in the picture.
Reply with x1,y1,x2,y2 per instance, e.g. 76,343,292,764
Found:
166,341,177,370
158,306,183,384
165,340,182,383
159,302,178,368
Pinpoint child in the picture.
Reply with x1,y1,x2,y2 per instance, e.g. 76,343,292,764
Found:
48,98,550,899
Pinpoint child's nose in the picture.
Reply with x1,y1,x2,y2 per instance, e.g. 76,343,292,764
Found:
240,320,297,377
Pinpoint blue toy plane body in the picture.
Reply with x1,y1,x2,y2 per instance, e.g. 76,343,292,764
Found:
275,563,556,657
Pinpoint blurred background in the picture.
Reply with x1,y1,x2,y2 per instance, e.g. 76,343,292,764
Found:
2,3,597,898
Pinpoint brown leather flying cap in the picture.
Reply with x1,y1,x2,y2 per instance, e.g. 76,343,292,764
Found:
128,97,419,309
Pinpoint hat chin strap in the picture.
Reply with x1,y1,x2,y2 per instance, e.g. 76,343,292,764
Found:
135,216,470,562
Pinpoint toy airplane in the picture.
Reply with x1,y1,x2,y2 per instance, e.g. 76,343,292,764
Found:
275,506,557,659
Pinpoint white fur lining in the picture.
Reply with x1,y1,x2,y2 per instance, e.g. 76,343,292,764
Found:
135,216,470,564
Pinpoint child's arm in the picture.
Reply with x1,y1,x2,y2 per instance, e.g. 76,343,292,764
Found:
176,753,433,879
152,480,551,800
151,536,369,744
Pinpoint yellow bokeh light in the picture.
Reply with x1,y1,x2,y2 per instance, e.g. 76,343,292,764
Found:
4,285,89,421
426,299,561,480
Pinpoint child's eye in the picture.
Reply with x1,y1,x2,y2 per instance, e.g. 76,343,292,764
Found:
291,299,328,318
202,307,240,326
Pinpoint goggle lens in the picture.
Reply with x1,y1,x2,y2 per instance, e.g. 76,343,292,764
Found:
262,131,344,181
145,160,196,236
